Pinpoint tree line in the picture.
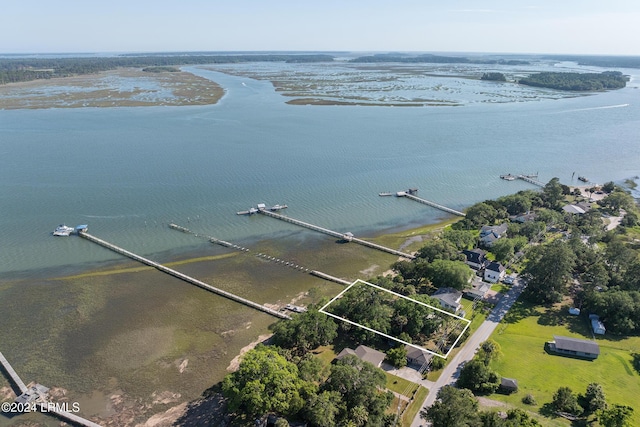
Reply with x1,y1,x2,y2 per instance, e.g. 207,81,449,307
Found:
0,54,334,85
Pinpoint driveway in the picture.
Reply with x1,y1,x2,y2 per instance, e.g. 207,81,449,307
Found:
410,279,527,427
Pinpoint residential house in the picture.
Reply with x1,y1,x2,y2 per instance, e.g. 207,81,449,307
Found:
405,345,432,369
479,224,508,247
546,335,600,360
335,345,386,368
464,281,492,300
432,287,463,313
462,248,487,270
589,314,606,335
513,212,537,223
484,261,506,283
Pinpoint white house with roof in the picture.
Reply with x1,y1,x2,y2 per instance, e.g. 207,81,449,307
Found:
432,287,463,313
484,261,506,283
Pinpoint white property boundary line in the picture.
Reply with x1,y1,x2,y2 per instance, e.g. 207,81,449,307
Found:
319,279,471,359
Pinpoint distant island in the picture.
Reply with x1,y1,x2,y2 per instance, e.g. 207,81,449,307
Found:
518,71,628,91
350,53,529,65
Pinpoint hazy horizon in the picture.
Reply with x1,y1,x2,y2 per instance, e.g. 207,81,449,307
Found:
2,1,639,55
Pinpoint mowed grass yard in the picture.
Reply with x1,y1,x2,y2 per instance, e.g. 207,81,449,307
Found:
488,300,640,426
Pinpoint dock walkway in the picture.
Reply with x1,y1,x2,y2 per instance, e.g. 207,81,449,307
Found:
517,175,545,187
0,351,27,393
400,193,466,217
78,232,289,320
0,351,102,427
257,209,414,260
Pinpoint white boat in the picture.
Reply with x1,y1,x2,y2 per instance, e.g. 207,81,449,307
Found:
53,224,74,236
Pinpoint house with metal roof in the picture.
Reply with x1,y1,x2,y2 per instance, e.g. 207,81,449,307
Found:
547,336,600,360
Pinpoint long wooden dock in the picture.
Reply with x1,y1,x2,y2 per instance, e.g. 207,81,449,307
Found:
0,351,27,393
257,209,415,260
397,193,466,217
78,232,290,319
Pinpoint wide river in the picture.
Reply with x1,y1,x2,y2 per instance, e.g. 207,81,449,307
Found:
1,62,639,278
1,60,640,425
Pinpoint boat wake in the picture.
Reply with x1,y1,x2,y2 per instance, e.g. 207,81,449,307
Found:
554,104,629,114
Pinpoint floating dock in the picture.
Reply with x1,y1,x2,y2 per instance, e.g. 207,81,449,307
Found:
256,208,415,260
0,351,102,427
397,192,466,217
78,231,289,319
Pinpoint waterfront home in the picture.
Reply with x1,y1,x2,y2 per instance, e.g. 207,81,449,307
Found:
546,336,600,360
484,261,506,283
479,223,508,247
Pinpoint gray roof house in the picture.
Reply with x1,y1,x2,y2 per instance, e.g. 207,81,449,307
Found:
405,345,433,368
547,336,600,360
480,224,508,247
335,345,386,368
432,287,463,313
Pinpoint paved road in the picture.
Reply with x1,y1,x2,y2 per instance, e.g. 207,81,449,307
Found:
410,279,527,427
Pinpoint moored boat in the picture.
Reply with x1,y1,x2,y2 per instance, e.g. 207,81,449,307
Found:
53,224,74,236
578,176,589,182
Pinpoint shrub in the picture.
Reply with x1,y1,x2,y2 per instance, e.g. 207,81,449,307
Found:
522,394,537,405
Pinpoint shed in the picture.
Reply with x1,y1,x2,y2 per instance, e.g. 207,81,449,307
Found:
589,314,606,335
500,377,518,393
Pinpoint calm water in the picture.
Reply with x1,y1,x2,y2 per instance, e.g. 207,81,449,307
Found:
1,64,639,277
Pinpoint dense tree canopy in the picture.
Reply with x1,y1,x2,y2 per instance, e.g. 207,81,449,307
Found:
271,309,338,354
519,71,627,91
522,240,576,304
422,385,481,427
221,346,314,418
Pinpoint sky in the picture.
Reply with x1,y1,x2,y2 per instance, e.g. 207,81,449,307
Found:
2,0,639,55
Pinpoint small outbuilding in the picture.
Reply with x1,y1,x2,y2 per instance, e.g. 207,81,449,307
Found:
589,314,606,335
500,377,518,394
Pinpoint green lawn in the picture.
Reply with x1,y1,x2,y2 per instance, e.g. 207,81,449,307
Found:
488,301,640,426
401,385,428,427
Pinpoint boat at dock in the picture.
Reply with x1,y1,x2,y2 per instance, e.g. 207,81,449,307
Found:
52,224,74,236
269,204,288,211
500,174,517,181
379,192,393,197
